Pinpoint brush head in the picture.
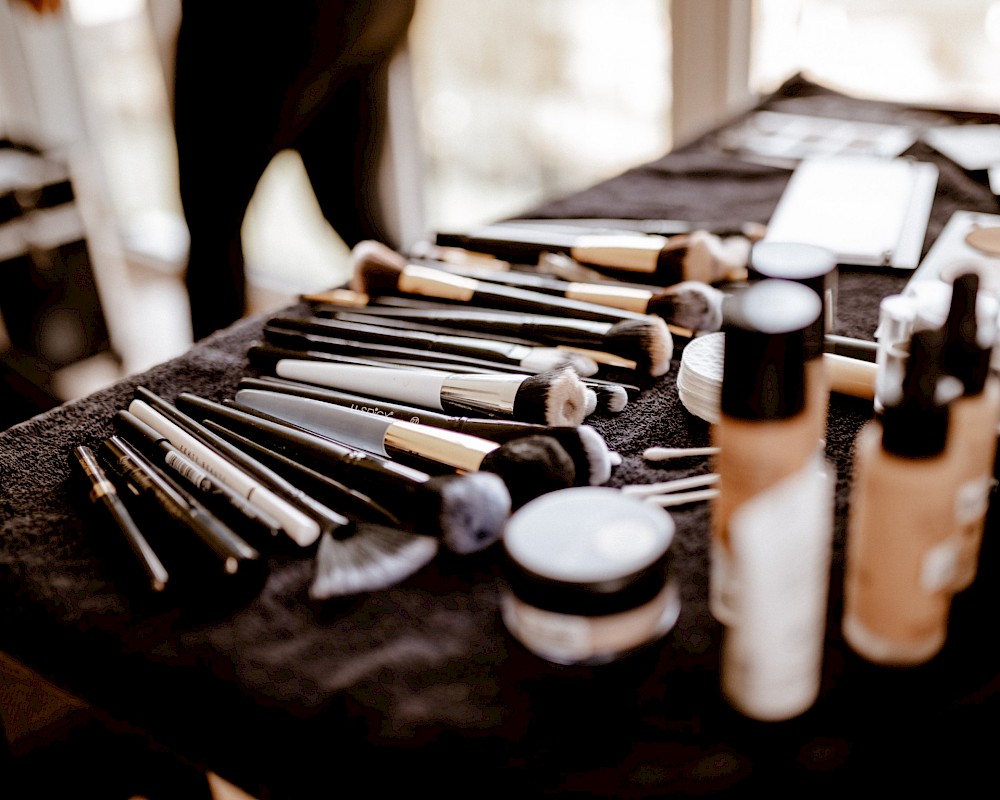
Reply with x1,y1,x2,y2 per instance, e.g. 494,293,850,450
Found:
310,524,439,599
683,231,751,283
590,383,629,413
570,424,613,485
350,240,408,296
513,367,591,426
480,434,577,508
520,348,599,376
606,317,674,376
646,281,725,332
417,471,512,553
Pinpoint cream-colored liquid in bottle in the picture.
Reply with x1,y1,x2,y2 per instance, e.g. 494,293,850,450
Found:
843,327,963,665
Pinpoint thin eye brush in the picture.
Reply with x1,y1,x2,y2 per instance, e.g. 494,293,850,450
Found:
236,376,614,485
171,393,512,554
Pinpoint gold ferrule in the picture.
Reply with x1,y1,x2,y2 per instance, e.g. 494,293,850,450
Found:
385,421,496,472
399,264,477,301
565,283,652,314
571,234,666,272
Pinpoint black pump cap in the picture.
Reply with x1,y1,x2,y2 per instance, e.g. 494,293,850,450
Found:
749,241,837,358
942,271,991,396
720,279,822,420
881,328,951,457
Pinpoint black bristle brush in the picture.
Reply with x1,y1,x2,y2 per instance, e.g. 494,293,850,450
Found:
313,294,673,377
267,314,600,376
220,386,580,506
348,239,674,375
172,393,512,553
237,375,614,485
431,224,751,285
260,321,600,377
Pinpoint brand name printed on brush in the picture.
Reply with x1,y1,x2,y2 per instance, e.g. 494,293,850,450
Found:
350,403,395,418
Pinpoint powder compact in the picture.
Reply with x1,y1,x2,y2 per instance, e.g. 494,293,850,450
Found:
500,487,680,665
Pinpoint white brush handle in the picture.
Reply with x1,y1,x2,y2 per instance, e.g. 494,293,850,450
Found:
128,399,321,547
275,360,449,410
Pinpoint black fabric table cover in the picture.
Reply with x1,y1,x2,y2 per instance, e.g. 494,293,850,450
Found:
4,76,1000,797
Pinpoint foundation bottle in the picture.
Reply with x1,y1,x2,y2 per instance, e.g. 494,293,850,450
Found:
748,241,837,446
710,279,825,624
842,328,964,666
939,272,1000,591
710,279,833,720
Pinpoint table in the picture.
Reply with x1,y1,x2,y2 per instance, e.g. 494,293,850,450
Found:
4,75,1000,798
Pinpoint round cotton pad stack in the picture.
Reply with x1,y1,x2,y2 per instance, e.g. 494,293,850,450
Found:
676,332,725,423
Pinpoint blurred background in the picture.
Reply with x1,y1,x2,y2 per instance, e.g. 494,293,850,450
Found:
3,0,1000,425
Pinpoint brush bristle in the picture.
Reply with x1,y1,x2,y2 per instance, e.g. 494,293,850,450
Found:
349,240,408,296
420,472,512,553
574,424,613,485
519,348,599,376
513,368,591,426
592,384,629,413
606,317,674,376
480,434,577,508
309,524,439,598
647,281,725,332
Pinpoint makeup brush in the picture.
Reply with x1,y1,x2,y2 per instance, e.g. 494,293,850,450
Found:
349,240,675,370
237,376,614,485
409,261,726,333
432,224,751,285
172,393,512,553
310,524,439,599
226,388,579,506
261,320,600,377
316,298,673,377
267,315,600,376
259,358,591,427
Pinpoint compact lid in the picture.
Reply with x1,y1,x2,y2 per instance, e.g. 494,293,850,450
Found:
720,279,821,420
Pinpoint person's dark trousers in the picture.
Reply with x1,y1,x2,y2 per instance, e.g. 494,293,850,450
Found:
174,0,416,341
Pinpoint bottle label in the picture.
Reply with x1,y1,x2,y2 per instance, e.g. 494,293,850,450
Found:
721,451,834,721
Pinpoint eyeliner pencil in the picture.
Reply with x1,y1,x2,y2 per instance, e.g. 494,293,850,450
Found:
71,445,169,592
113,409,284,541
130,389,344,547
99,435,259,575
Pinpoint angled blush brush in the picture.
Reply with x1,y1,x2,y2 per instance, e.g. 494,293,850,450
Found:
431,224,750,285
170,393,512,553
261,359,592,427
236,376,614,485
263,316,600,376
220,390,578,508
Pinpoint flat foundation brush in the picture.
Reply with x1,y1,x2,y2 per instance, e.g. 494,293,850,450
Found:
265,315,600,376
223,389,578,508
432,224,751,285
172,393,512,553
237,376,614,485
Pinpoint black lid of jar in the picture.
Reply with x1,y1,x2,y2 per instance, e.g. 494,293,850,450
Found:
720,279,822,420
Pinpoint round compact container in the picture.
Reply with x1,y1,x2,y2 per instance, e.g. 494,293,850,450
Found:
500,487,680,665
